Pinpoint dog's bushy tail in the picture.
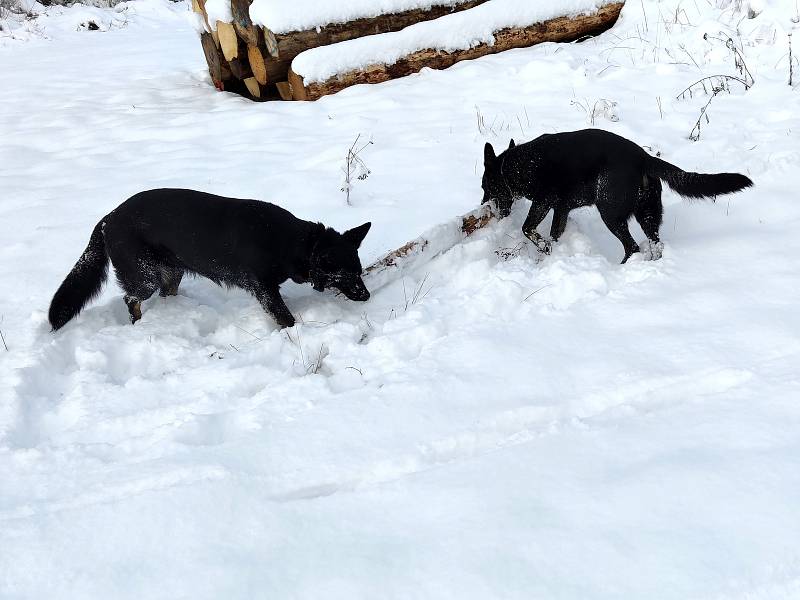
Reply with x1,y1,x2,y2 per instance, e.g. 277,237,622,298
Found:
48,221,109,331
646,156,753,200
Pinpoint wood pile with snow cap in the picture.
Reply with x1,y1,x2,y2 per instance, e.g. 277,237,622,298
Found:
192,0,624,101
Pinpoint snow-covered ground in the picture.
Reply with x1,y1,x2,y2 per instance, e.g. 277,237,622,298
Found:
2,0,800,598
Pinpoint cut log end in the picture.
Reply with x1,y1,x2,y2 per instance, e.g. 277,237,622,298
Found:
248,43,268,85
244,77,262,98
287,70,307,101
216,21,239,62
275,81,294,101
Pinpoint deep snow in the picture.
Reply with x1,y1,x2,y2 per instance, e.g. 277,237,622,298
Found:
1,0,800,598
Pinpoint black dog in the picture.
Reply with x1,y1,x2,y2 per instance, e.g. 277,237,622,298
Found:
48,189,372,330
481,129,753,262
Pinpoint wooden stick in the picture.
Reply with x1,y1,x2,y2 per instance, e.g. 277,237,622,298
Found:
290,3,623,101
363,204,495,290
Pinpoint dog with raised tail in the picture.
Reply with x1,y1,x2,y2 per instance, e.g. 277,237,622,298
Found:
481,129,753,262
48,188,372,331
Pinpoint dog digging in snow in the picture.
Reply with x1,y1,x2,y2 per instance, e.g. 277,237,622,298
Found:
481,128,753,262
48,189,372,331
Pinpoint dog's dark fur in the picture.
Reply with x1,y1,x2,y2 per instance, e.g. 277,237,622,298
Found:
481,128,753,262
48,189,372,330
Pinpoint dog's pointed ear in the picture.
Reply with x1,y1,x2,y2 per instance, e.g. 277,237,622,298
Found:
342,222,371,248
508,138,516,150
484,142,496,164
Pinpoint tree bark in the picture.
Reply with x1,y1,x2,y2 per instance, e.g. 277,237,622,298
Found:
231,0,260,47
200,31,231,89
289,2,623,101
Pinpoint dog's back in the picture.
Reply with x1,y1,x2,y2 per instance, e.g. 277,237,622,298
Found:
105,189,309,285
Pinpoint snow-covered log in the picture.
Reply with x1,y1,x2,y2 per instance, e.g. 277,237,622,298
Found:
288,2,624,101
257,0,491,81
194,0,624,101
363,204,494,291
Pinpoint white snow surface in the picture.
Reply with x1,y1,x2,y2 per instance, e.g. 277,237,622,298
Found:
203,0,231,28
2,0,800,598
292,0,614,83
249,0,477,34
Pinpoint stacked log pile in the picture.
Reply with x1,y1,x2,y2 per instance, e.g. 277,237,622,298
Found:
194,0,624,101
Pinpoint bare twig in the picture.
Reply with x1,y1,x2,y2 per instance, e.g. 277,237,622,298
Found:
341,134,372,205
523,285,551,303
676,74,751,99
0,328,7,351
704,33,754,87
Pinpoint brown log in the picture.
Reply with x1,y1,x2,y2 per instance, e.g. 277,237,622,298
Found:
263,27,279,57
363,204,495,289
243,77,262,98
217,21,239,61
289,2,624,101
228,56,252,80
255,0,490,81
200,31,232,88
211,28,220,48
231,0,260,46
275,81,293,101
248,43,268,85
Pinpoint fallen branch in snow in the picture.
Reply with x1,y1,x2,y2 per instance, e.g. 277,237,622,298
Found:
363,203,495,291
0,328,7,351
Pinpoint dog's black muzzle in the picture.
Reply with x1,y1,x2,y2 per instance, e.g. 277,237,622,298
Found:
340,278,370,302
311,271,370,301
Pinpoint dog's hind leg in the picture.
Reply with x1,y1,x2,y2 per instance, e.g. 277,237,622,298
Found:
598,214,639,264
549,205,571,242
107,246,160,324
596,172,641,263
158,266,184,297
634,176,665,260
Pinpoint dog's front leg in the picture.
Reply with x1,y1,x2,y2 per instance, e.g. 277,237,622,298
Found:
255,285,296,329
522,201,553,255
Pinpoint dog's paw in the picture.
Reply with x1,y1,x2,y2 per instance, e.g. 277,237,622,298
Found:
535,237,552,255
522,230,552,255
639,240,664,261
275,315,296,329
